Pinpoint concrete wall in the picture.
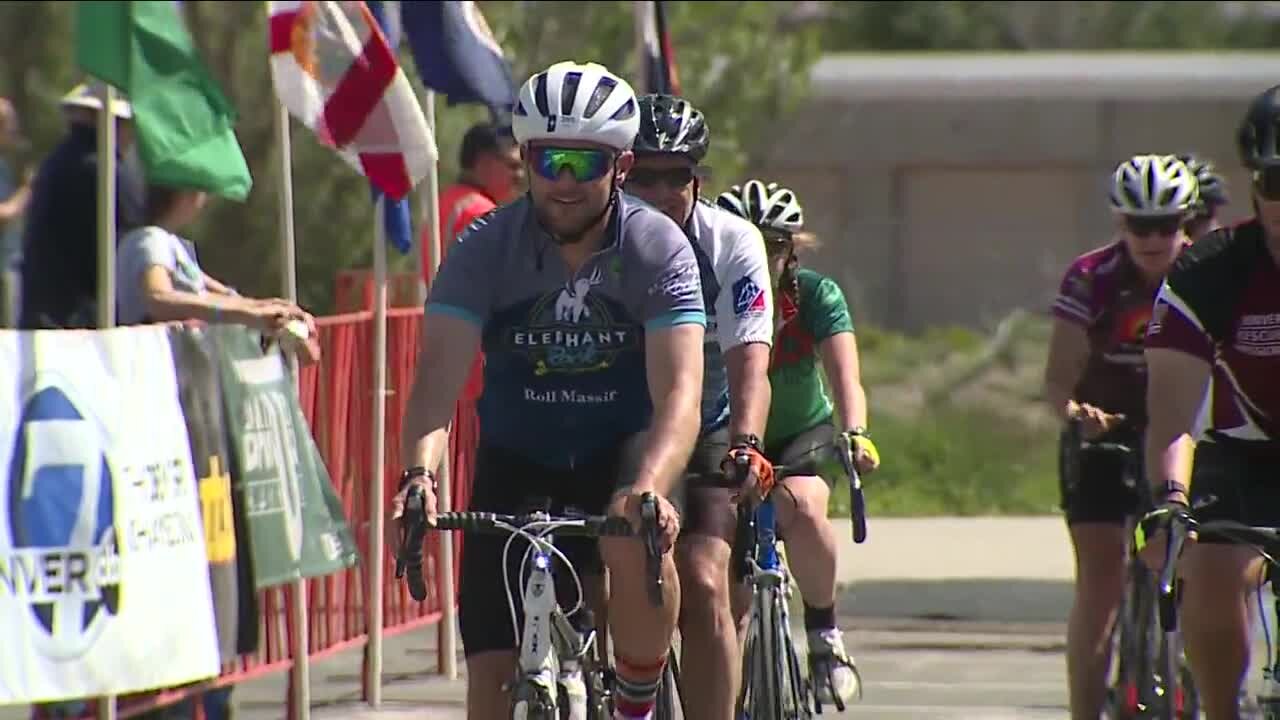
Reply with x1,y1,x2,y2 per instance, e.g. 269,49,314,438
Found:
754,97,1255,332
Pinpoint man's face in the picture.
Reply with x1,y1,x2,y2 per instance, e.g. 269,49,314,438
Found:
1254,168,1280,240
525,141,630,240
623,154,696,226
478,140,524,202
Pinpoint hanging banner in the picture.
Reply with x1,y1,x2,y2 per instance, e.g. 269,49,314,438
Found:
0,326,220,703
213,325,360,588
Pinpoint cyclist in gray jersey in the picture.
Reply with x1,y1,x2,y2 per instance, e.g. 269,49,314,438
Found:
391,61,707,720
624,94,774,720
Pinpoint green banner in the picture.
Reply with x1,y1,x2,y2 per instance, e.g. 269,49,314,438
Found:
212,325,359,588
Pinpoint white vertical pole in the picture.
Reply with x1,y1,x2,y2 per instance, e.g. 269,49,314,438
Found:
419,89,457,681
633,0,650,93
96,83,118,720
277,101,312,720
368,196,390,707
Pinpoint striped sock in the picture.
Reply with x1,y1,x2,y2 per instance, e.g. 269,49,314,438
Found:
613,654,664,719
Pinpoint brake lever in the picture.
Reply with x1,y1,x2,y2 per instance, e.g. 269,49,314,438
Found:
640,491,664,608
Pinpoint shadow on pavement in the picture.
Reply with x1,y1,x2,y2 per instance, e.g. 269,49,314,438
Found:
838,578,1073,626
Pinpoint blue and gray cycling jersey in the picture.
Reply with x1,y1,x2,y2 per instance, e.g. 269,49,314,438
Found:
426,193,707,469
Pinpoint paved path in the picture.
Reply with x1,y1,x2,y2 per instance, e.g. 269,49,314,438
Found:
24,516,1280,719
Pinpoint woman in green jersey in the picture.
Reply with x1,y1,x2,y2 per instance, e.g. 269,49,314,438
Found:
716,180,881,706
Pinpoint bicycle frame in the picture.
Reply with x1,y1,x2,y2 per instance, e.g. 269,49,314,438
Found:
1152,513,1280,717
410,493,673,720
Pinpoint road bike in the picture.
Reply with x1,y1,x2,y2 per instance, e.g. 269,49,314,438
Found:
731,431,868,718
397,487,680,719
1144,506,1280,718
1059,420,1198,720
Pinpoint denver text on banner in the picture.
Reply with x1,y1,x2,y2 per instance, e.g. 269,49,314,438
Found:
0,326,221,704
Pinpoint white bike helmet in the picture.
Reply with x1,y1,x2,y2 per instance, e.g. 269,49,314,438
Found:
716,180,805,234
511,61,640,151
1108,154,1199,217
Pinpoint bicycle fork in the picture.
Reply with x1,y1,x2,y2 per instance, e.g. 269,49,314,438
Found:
513,548,559,718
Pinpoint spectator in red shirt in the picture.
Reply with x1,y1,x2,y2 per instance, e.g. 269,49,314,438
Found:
422,122,523,282
422,123,522,403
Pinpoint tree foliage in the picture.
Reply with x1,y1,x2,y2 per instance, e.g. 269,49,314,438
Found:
3,1,1276,314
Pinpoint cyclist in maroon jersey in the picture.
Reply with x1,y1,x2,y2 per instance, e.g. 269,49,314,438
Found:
1142,85,1280,720
1043,153,1199,719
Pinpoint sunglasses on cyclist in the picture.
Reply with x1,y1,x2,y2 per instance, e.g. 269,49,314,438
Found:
529,146,614,183
625,166,697,190
1254,168,1280,201
1124,215,1182,237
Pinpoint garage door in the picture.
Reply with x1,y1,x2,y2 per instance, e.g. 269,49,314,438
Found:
899,168,1086,331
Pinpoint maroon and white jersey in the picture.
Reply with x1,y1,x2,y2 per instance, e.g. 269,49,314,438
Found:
1053,241,1174,427
1145,219,1280,444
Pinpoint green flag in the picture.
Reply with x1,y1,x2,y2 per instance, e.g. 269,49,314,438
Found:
75,1,252,201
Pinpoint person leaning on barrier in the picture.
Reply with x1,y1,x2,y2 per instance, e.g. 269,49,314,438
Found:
117,179,321,365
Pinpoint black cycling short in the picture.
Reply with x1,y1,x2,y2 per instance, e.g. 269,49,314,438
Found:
681,426,735,540
765,418,839,484
1058,427,1144,526
1187,436,1280,541
458,436,686,658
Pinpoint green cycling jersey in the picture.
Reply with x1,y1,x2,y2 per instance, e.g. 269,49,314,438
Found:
764,267,854,446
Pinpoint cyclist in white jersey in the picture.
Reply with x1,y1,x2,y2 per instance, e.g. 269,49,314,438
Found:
391,61,707,720
623,93,774,720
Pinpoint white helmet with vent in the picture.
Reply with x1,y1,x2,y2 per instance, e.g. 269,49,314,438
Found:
716,180,805,234
1108,154,1199,217
511,61,640,151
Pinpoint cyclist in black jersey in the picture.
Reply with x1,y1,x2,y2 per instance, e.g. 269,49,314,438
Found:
1143,85,1280,720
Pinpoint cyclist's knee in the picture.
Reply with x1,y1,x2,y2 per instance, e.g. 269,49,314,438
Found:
1068,523,1127,594
675,536,731,614
1181,544,1260,621
776,474,830,530
599,535,657,585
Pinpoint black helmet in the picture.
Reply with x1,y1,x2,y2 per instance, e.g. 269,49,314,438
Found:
635,94,709,163
1237,85,1280,170
1176,153,1229,209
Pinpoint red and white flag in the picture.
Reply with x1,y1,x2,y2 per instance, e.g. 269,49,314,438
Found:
268,0,436,201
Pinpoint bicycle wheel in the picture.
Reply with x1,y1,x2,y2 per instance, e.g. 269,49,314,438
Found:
511,673,559,720
1111,561,1157,719
739,583,781,719
774,586,813,718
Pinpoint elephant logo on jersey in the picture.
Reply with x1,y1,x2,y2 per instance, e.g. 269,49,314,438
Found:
6,383,122,660
555,267,604,323
509,269,638,375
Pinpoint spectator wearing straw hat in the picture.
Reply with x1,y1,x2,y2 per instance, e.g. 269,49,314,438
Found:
17,80,147,329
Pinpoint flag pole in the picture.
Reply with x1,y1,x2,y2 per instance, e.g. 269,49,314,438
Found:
96,83,118,720
275,100,313,720
633,0,649,94
368,193,390,707
419,88,457,681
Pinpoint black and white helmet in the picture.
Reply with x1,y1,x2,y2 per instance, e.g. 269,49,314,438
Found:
512,61,640,151
1108,154,1199,217
716,180,804,234
634,94,710,163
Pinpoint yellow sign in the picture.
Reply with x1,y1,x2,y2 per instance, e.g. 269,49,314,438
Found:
199,455,236,564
